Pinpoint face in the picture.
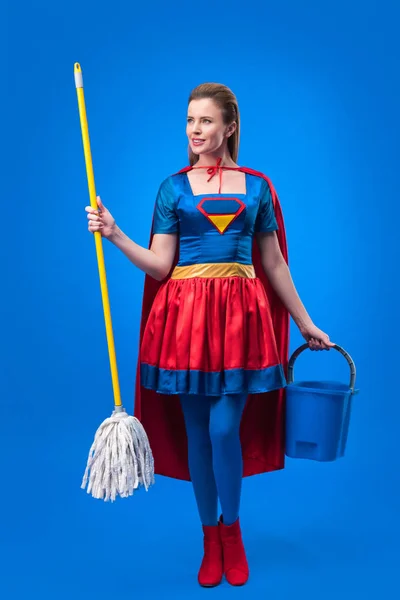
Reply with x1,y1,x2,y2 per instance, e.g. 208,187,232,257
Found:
186,98,236,157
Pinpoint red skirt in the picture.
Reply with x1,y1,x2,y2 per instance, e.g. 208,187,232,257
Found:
140,269,287,396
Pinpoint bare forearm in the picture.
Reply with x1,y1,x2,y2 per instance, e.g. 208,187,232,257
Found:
265,259,313,332
108,226,168,281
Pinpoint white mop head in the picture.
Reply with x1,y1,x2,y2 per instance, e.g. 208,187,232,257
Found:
81,409,155,502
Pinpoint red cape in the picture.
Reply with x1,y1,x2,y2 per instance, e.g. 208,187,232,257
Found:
134,166,289,480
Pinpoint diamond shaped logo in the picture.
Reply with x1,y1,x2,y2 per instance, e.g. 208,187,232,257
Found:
196,197,245,234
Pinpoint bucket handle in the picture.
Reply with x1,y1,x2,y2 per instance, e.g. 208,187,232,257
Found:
287,343,357,392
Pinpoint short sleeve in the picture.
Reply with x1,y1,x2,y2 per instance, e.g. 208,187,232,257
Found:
152,177,179,234
254,179,278,233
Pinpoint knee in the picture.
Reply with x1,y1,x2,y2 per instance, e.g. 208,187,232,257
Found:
209,421,238,446
184,416,211,449
186,426,211,449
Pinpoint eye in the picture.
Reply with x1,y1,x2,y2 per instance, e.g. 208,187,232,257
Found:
187,117,193,123
203,119,211,124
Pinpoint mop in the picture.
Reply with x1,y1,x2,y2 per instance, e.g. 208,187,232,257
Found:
74,62,155,501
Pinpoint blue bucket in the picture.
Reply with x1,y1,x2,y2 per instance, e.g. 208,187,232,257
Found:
285,344,359,462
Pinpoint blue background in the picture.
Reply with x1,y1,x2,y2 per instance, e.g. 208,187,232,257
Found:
3,0,399,597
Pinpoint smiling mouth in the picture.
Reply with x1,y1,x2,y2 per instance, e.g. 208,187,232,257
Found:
192,139,205,145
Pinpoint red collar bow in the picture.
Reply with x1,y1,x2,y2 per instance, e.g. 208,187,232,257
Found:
193,157,240,193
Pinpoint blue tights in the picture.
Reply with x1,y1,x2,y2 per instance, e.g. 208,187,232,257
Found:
179,393,247,527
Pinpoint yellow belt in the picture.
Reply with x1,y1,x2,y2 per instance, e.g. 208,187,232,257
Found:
170,262,256,279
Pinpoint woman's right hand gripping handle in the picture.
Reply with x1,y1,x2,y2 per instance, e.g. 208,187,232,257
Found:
86,196,115,239
85,197,177,281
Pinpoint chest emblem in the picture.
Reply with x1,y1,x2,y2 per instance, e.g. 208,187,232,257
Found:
196,197,245,234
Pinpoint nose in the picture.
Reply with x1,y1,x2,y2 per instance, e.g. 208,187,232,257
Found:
193,120,201,134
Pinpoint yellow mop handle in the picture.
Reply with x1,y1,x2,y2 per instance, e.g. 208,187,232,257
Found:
74,62,122,408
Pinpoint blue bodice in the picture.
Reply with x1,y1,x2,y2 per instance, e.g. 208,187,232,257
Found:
152,171,278,267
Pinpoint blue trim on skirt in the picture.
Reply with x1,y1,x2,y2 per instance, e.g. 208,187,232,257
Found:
140,363,287,396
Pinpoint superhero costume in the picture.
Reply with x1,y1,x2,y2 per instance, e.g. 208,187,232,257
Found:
133,160,290,482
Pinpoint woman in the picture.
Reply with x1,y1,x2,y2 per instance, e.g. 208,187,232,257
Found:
85,83,333,587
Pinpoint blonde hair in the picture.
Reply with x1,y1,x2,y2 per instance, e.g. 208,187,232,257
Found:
187,83,240,166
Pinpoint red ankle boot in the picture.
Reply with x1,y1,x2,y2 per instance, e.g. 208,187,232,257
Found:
219,516,249,586
197,524,224,587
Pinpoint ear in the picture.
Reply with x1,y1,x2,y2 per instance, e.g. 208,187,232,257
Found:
226,121,237,137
